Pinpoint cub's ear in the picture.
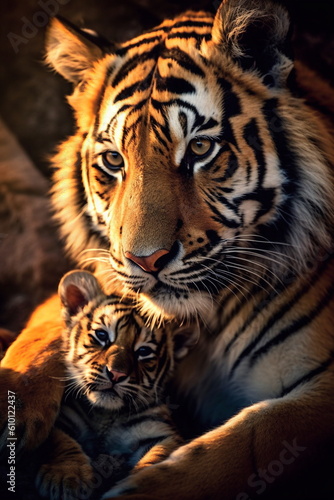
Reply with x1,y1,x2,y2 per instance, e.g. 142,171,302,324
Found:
173,323,200,360
45,16,112,84
58,270,103,317
212,0,293,86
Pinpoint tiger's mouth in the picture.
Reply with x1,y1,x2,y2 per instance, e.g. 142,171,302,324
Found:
137,281,215,320
106,248,225,318
91,381,156,412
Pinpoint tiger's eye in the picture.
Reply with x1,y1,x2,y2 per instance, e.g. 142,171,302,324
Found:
102,151,124,170
136,345,155,359
137,346,153,356
95,329,109,342
189,138,212,156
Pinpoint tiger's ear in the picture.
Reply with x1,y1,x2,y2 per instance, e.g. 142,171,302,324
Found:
173,323,200,360
45,17,111,84
58,270,103,317
212,0,293,86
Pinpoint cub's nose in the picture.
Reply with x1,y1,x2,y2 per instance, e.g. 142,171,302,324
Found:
106,367,127,384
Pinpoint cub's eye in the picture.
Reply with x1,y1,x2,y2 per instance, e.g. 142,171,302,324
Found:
188,138,213,157
136,346,155,359
102,151,124,171
94,329,109,343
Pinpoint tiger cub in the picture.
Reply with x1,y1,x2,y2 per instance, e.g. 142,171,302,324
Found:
36,270,196,500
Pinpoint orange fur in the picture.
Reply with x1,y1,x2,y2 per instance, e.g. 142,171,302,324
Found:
0,296,64,452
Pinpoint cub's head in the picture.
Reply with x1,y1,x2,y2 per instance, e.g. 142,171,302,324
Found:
58,270,197,411
48,0,334,320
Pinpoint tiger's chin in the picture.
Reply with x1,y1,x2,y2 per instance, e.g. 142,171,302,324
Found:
137,284,216,323
87,390,125,411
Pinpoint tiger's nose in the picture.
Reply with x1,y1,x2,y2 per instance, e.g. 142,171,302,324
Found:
106,368,127,384
125,249,171,273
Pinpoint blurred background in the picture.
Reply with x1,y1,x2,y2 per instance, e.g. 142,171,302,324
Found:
0,0,333,333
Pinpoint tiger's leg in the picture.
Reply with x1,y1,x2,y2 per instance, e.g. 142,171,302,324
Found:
132,433,183,472
104,369,334,500
36,427,94,500
0,295,65,454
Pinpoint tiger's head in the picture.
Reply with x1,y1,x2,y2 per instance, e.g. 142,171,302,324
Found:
47,0,334,320
58,270,197,411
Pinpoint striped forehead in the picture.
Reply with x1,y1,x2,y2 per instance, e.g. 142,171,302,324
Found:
97,13,223,152
90,303,134,343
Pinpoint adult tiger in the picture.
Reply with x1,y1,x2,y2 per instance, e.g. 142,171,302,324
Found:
1,0,334,499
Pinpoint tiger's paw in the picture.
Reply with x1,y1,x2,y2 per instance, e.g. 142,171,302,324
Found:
36,459,94,500
102,475,137,498
103,442,201,500
102,461,176,499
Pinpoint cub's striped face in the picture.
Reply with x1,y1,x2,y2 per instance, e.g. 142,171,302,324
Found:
59,271,183,411
65,303,174,411
49,1,334,319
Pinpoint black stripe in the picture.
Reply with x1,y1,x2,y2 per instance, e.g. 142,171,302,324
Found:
207,200,239,228
198,117,219,132
161,47,205,78
152,97,202,126
167,32,211,42
117,36,162,57
92,64,116,137
73,323,83,351
114,67,154,103
223,289,276,354
149,105,172,143
71,150,86,211
149,116,168,149
200,147,226,173
243,118,265,187
178,111,188,137
258,98,299,245
122,116,143,151
99,295,129,306
213,151,238,182
147,19,212,37
115,314,133,337
87,333,102,347
117,103,132,114
112,45,160,88
246,161,252,182
156,75,195,95
234,188,276,224
250,282,334,365
224,290,281,356
229,260,330,377
281,355,334,397
178,245,221,268
91,163,116,181
82,343,98,351
219,80,241,144
212,191,238,215
171,20,213,30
